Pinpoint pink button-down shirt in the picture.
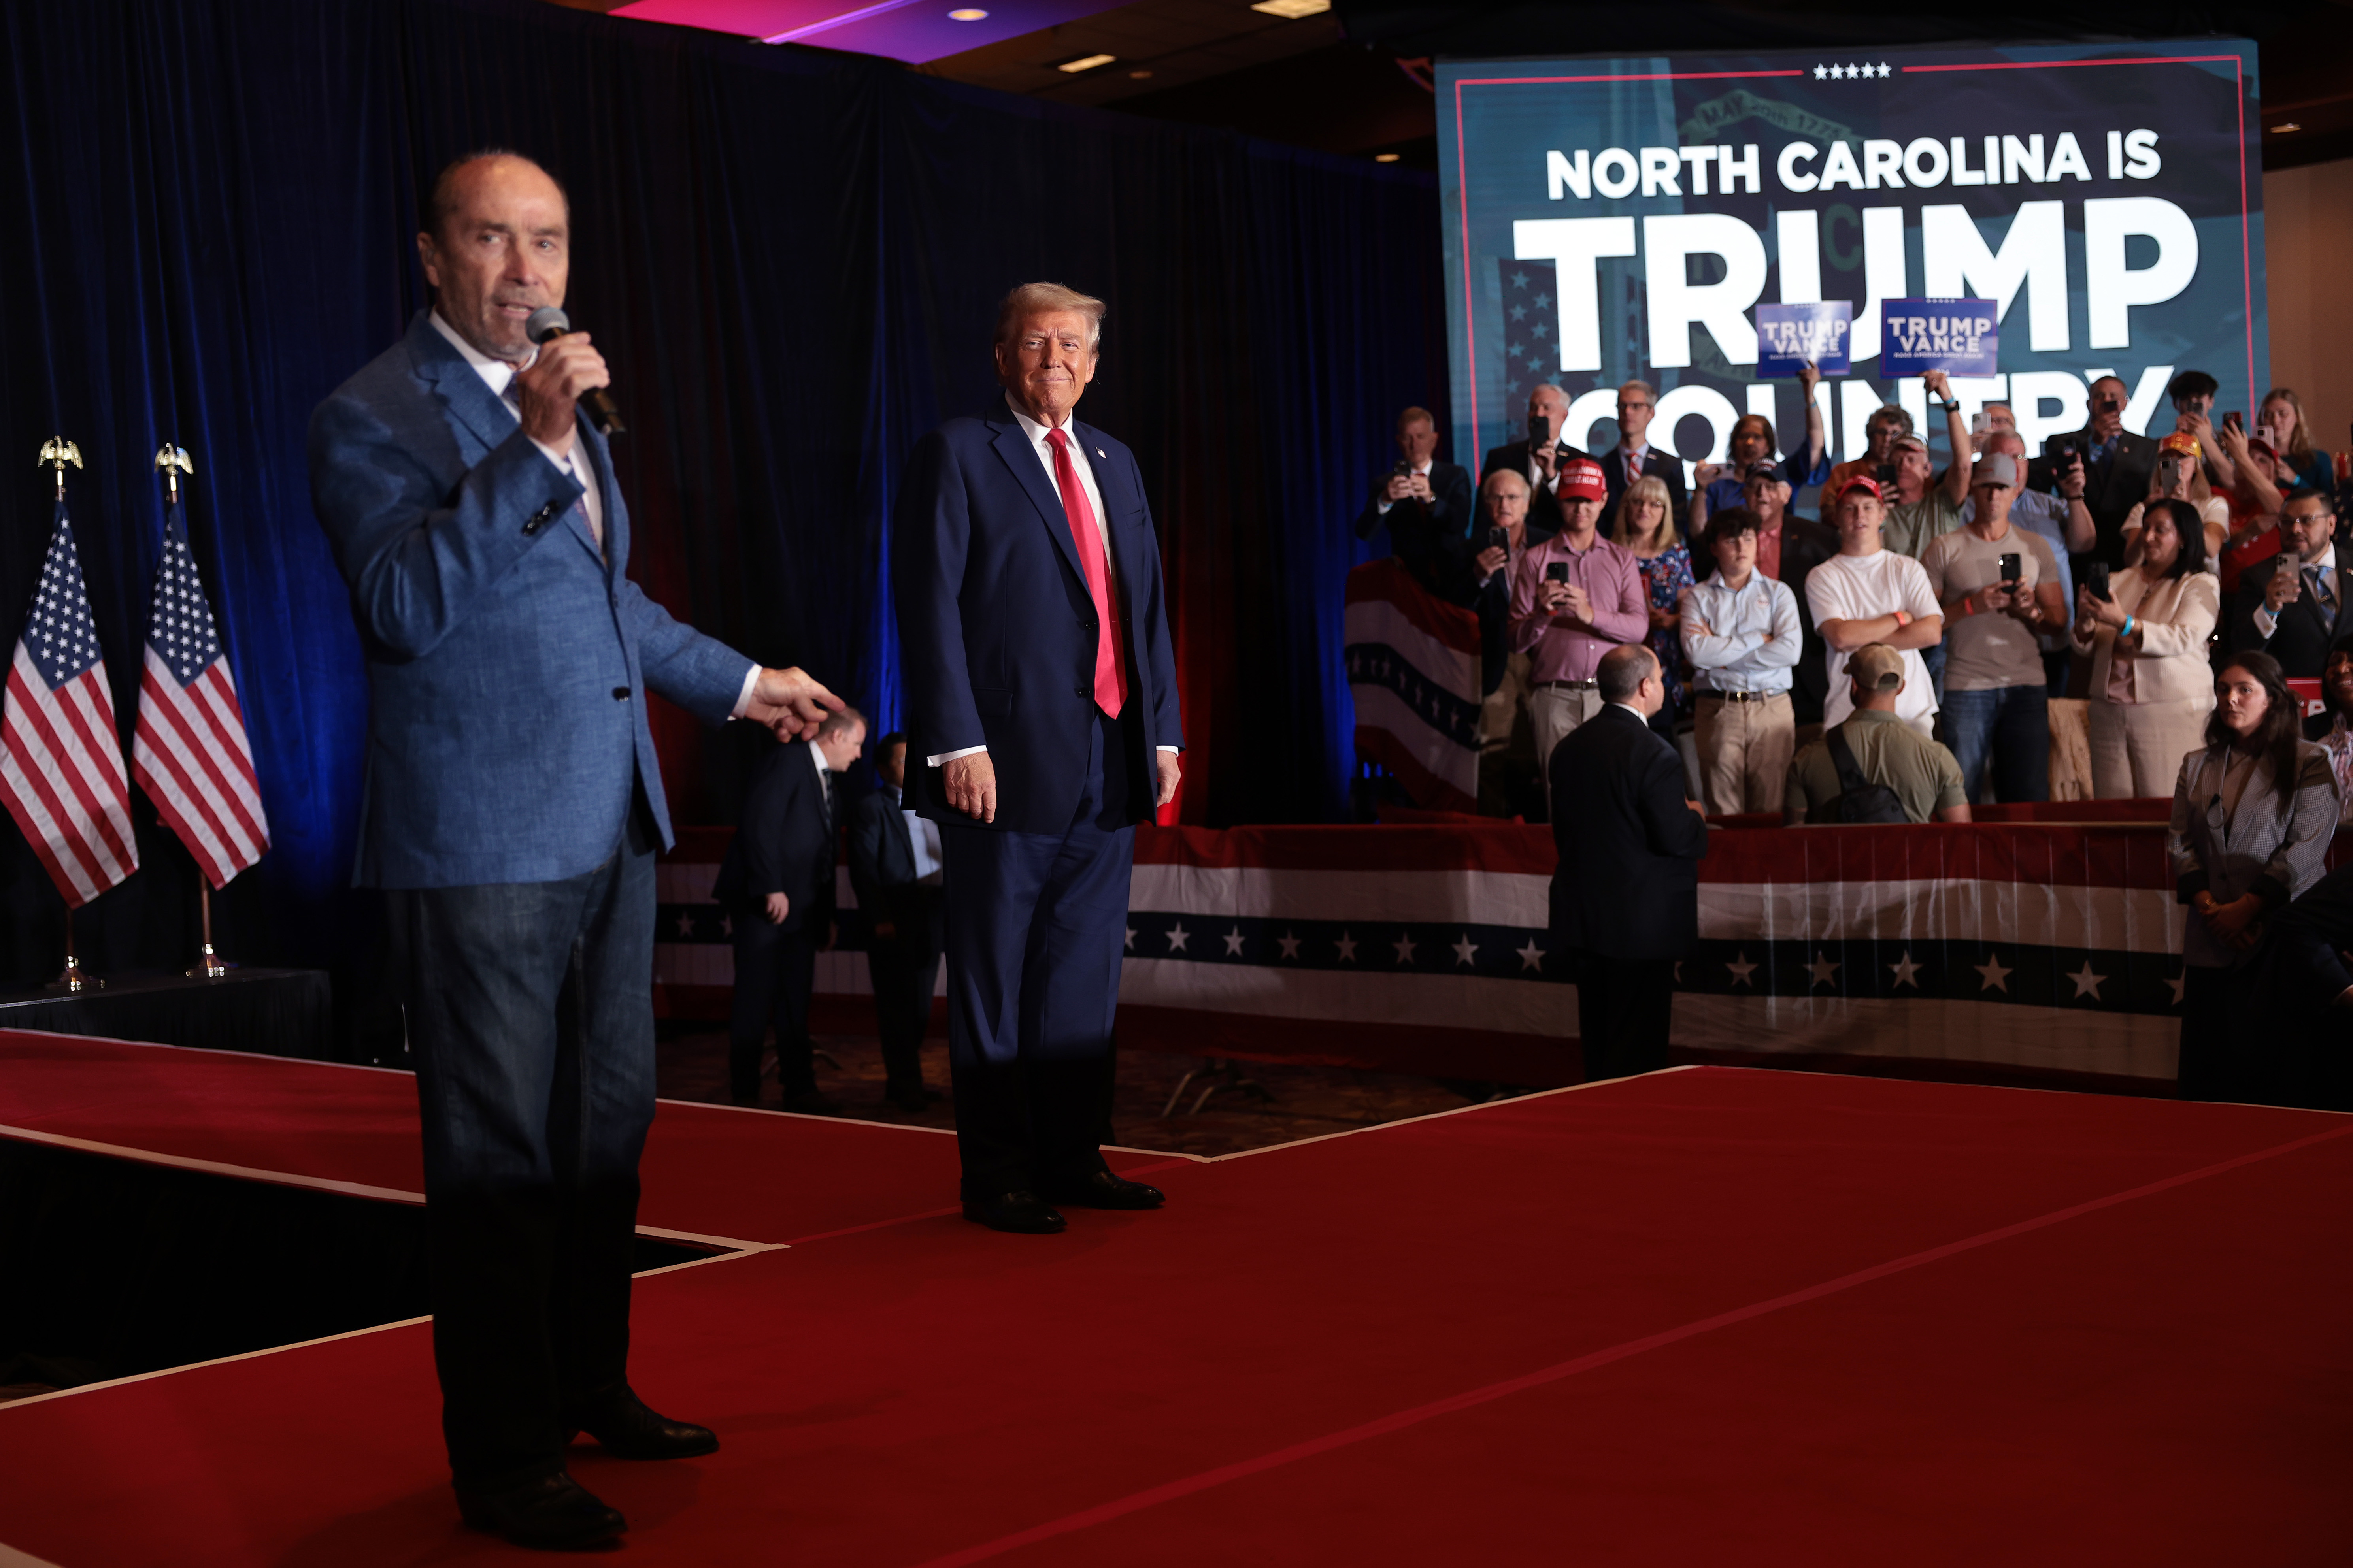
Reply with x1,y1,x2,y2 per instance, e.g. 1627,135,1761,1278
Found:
1507,530,1649,683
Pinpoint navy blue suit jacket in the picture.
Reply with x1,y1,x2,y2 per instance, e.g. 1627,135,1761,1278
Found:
893,399,1183,835
308,313,751,888
1548,705,1708,959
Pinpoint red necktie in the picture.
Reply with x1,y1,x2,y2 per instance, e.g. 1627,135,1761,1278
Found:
1047,428,1126,718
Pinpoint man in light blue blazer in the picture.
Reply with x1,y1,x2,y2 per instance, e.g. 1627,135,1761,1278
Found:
895,283,1184,1236
308,151,836,1551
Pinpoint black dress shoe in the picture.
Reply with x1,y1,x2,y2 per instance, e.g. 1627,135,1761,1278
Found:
962,1190,1067,1234
885,1082,934,1112
1042,1169,1165,1210
572,1389,719,1460
781,1088,838,1116
457,1470,626,1550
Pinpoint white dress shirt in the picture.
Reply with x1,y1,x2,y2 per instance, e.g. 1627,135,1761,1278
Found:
883,782,945,884
1682,570,1802,694
929,394,1176,767
2253,542,2341,641
428,311,760,717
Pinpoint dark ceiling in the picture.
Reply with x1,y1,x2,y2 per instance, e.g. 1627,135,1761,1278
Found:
545,0,2353,172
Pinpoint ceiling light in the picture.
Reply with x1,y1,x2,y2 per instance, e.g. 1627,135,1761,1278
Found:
1251,0,1332,17
1129,68,1153,79
2273,121,2302,133
947,7,987,18
1056,53,1117,73
1374,152,1400,163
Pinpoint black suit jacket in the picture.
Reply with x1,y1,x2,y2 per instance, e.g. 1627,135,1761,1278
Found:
1356,460,1475,598
2028,428,2155,566
847,784,931,928
1547,704,1709,959
2229,553,2353,677
1481,438,1591,539
1598,447,1690,536
713,740,835,934
1772,515,1842,725
1472,522,1560,695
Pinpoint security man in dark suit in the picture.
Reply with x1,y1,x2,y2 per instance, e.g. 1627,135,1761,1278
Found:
847,731,945,1112
2229,488,2349,677
715,708,866,1112
1482,382,1590,540
2027,375,2155,566
1356,405,1474,596
1548,643,1710,1080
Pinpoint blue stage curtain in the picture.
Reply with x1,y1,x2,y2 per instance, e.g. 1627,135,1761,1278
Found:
0,0,1446,1003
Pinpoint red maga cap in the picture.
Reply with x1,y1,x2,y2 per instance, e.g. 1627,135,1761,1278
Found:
1557,458,1607,501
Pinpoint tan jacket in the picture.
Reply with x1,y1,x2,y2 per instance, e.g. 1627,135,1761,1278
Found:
2074,567,2220,707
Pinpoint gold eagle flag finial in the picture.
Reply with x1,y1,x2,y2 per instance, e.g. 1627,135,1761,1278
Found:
155,443,194,505
38,437,83,501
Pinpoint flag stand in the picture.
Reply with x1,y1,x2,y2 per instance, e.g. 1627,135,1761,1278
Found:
35,438,103,993
154,443,237,982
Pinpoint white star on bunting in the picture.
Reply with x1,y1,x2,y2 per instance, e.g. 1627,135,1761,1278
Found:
1125,927,1136,952
1726,952,1756,986
2166,971,2186,1006
1393,933,1417,965
2067,962,2107,1001
1277,931,1301,960
1335,931,1357,963
1888,952,1921,989
1516,938,1545,972
1452,934,1478,967
1975,953,2012,993
1165,922,1190,953
1223,926,1247,957
1806,952,1840,989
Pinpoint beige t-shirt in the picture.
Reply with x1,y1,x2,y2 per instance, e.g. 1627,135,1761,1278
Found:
1921,526,2060,692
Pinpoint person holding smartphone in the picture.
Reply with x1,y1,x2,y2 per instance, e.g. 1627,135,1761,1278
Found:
1480,383,1590,540
2027,374,2155,564
1508,457,1649,784
2072,498,2221,799
2120,431,2230,565
1357,404,1474,596
1921,453,2067,803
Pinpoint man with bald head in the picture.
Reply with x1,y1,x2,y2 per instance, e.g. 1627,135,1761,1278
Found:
309,149,839,1548
1483,382,1590,538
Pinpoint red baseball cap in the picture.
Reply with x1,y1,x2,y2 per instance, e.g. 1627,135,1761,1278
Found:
1830,473,1883,503
1557,457,1607,502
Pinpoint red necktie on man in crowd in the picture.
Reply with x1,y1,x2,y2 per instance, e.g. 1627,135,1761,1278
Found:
1046,428,1126,718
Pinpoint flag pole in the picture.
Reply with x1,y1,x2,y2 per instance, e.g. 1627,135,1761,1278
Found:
156,442,230,982
39,437,97,993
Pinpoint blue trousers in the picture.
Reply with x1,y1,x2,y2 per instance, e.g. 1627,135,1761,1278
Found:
1938,683,2050,806
385,815,656,1491
938,710,1134,1196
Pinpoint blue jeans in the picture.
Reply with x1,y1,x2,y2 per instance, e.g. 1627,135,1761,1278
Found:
1938,684,2049,806
385,817,657,1490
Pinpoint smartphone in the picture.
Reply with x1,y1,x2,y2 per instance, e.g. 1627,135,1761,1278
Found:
1999,552,2022,585
2223,410,2244,435
1392,460,1413,477
1529,411,1551,448
2084,561,2112,601
1544,562,1571,585
1486,526,1508,552
1970,410,1987,437
1874,461,1898,488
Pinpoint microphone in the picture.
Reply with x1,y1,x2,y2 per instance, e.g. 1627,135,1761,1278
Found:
524,307,626,436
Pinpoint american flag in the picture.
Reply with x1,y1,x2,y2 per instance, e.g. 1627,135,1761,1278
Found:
0,504,138,906
131,511,268,888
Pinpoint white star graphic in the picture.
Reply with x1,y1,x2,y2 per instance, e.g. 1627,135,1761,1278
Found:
1726,951,1756,986
1517,938,1545,972
1452,933,1478,967
1888,952,1921,989
719,915,732,938
2068,961,2107,1001
674,912,694,937
1975,953,2012,993
1223,925,1246,957
1393,933,1417,965
2166,971,2186,1006
1813,63,1828,79
1877,62,1892,77
1277,931,1301,960
1806,951,1840,989
1165,922,1190,952
1124,926,1136,952
1335,931,1358,963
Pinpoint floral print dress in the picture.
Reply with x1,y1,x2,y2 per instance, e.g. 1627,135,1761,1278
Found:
1635,543,1696,722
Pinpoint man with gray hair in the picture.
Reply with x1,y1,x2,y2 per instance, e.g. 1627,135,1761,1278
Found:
1483,381,1589,538
895,281,1184,1235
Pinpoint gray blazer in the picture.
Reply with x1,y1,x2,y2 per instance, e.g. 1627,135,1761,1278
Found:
308,313,752,888
2168,739,2340,968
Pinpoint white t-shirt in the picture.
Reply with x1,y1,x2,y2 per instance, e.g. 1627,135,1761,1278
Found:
1805,549,1942,727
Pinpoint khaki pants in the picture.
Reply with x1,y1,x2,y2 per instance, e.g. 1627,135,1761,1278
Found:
1530,682,1604,784
2089,695,2213,800
1693,691,1795,816
1477,652,1539,818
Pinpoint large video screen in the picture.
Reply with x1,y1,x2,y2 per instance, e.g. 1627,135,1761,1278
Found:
1435,40,2264,479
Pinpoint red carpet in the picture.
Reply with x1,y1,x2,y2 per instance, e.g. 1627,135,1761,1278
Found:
1,1032,2347,1564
